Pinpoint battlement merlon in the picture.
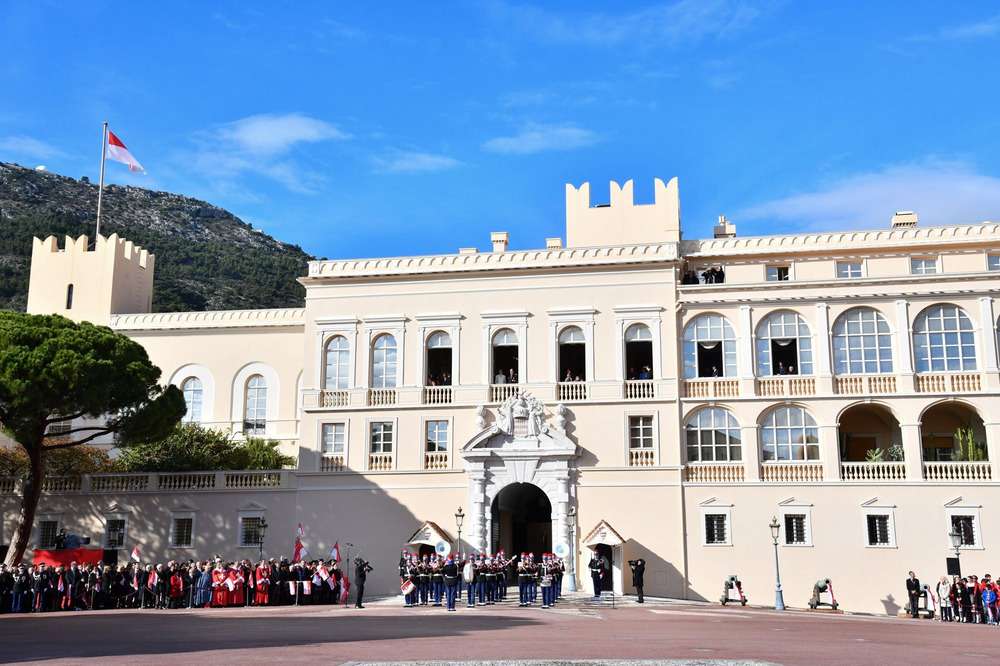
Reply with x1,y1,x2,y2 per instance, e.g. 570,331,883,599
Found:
565,177,681,248
31,233,154,271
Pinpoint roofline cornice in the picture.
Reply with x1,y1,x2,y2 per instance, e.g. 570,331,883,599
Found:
110,308,305,331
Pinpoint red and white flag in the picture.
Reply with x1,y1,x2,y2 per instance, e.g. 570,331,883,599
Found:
292,523,308,563
147,570,158,590
330,542,341,564
130,545,141,563
106,129,145,173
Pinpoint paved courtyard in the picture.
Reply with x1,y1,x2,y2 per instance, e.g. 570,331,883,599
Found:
0,595,997,666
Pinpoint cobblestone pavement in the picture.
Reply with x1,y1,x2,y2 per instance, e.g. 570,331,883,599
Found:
0,596,995,665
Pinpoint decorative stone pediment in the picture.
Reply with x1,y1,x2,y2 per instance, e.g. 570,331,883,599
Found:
583,520,626,548
462,393,575,457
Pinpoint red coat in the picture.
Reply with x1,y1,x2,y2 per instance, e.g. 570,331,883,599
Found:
170,573,184,599
255,565,271,605
211,569,229,607
228,569,245,606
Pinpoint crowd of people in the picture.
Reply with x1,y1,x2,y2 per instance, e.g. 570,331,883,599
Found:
492,368,519,384
399,551,567,611
0,556,374,613
681,267,726,285
908,571,1000,624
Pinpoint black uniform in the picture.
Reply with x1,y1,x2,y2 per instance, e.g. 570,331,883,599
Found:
630,559,646,603
354,559,373,608
905,575,921,618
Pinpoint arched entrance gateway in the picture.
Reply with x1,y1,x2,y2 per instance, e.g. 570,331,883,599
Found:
462,393,578,589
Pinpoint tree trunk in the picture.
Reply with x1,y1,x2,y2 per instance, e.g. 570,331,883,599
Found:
4,445,44,567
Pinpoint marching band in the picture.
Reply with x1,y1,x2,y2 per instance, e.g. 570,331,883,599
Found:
398,549,565,611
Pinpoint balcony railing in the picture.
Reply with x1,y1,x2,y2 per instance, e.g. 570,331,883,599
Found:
225,471,282,489
41,476,82,493
840,461,906,481
2,471,291,495
682,378,739,399
490,383,519,403
319,389,350,408
368,453,394,471
923,461,992,481
685,463,745,483
320,455,345,472
90,474,150,492
835,375,897,395
424,451,449,470
557,381,589,401
757,376,816,397
915,372,982,393
628,447,656,467
159,473,216,490
423,386,453,405
624,379,656,400
367,388,398,406
760,462,823,483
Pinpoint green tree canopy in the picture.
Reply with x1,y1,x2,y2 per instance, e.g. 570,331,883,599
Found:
115,423,295,472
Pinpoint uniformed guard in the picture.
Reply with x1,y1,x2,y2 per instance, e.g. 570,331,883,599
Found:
465,554,478,608
405,555,420,608
418,555,431,606
540,554,554,609
517,553,530,606
589,551,603,599
527,552,538,605
442,556,459,612
431,556,444,606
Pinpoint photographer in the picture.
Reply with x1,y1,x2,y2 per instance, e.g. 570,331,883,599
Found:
628,558,646,604
354,557,373,609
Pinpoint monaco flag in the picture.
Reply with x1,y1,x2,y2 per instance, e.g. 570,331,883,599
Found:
292,523,308,563
330,541,341,564
130,545,141,563
106,129,145,173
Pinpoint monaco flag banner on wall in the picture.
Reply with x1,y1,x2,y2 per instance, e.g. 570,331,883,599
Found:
106,129,145,173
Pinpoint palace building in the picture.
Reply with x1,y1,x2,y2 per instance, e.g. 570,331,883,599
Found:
5,177,1000,614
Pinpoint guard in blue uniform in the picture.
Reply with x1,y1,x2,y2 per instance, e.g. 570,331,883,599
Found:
442,557,459,611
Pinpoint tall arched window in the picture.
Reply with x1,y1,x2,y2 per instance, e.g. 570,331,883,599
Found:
558,326,586,381
832,307,893,375
760,406,819,461
755,311,813,376
685,407,741,462
181,377,203,423
683,314,737,378
491,328,519,384
913,305,977,372
371,334,398,388
425,331,452,386
243,374,267,435
625,324,654,380
323,336,350,390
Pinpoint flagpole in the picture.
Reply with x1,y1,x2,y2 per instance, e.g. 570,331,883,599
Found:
96,121,108,238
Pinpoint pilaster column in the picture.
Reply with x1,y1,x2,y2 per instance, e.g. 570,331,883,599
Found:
738,306,756,395
741,424,761,482
818,424,840,481
468,473,487,551
978,297,999,390
814,303,834,395
549,322,559,383
895,300,915,392
984,422,1000,481
900,423,923,480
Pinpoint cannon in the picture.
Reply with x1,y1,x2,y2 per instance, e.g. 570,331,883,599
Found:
720,575,747,606
903,584,936,619
808,578,838,610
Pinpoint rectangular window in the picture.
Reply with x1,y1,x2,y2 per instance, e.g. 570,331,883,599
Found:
240,516,264,547
425,420,448,452
951,514,977,547
38,520,58,549
836,261,863,278
766,265,790,281
704,513,728,545
170,517,194,548
866,514,891,546
46,421,72,436
321,423,345,455
628,415,654,448
105,518,126,548
784,514,808,545
910,257,938,275
369,421,394,454
988,255,1000,271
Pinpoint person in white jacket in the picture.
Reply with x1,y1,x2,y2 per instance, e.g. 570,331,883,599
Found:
937,576,954,622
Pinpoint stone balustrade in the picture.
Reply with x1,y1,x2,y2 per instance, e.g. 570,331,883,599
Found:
319,389,350,407
834,375,897,395
628,448,656,467
424,451,449,470
682,378,739,399
915,372,982,393
684,463,745,483
368,453,394,471
320,455,345,472
760,462,824,483
490,384,519,403
367,388,398,406
0,471,292,495
423,386,453,405
556,381,589,402
623,379,656,400
756,376,817,398
923,461,992,481
840,461,907,481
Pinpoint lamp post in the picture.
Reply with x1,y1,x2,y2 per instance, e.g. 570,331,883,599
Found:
455,506,465,555
258,519,269,563
949,528,963,577
566,506,577,592
769,516,785,611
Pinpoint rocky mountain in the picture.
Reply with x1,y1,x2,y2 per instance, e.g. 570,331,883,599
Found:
0,162,313,312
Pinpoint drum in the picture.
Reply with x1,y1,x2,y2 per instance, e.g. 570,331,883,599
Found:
400,580,416,596
462,561,474,583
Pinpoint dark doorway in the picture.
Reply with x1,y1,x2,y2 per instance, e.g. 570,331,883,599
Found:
492,346,519,383
771,339,799,374
593,544,614,592
491,483,551,560
559,344,586,381
626,341,653,379
696,341,723,377
416,544,434,558
425,348,452,385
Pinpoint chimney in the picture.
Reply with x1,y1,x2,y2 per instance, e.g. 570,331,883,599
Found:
891,211,918,229
545,237,563,249
491,231,509,253
713,215,737,239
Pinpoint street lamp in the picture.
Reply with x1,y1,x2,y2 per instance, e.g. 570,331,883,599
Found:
455,506,465,555
769,516,785,611
258,519,269,563
949,528,963,576
566,506,577,592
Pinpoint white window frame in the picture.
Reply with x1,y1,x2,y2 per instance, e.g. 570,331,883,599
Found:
623,410,659,464
945,501,984,550
699,502,733,547
988,254,1000,272
180,377,203,423
682,313,738,379
779,506,813,547
423,418,450,453
910,256,939,275
613,306,665,381
238,510,266,549
365,415,399,470
323,334,352,390
169,512,196,549
420,415,454,469
765,264,792,282
320,421,349,457
836,260,864,279
831,307,894,375
912,304,977,373
103,513,128,549
415,313,462,389
684,406,742,463
861,500,897,549
36,514,62,549
547,308,597,384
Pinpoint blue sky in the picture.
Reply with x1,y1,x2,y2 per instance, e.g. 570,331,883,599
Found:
3,1,1000,259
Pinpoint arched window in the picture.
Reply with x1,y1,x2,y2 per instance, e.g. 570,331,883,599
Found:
760,406,819,461
558,325,586,381
832,308,893,375
243,374,267,435
755,311,813,376
491,328,519,384
181,377,203,423
683,314,737,378
323,336,350,390
685,407,741,462
371,334,398,388
425,331,452,386
625,324,654,380
913,305,977,372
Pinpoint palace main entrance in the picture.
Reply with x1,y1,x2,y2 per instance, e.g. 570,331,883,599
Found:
490,482,552,557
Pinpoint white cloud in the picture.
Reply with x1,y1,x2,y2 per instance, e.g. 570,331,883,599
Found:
0,135,66,160
491,0,763,48
908,14,1000,42
373,151,462,174
482,123,599,155
216,113,348,155
737,159,1000,231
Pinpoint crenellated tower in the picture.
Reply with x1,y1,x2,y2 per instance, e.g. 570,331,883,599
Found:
26,233,155,324
565,177,681,247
